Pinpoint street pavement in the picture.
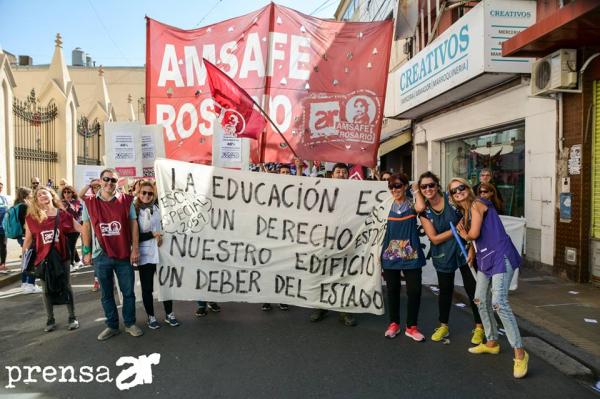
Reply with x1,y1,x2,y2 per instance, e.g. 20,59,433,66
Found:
0,266,598,398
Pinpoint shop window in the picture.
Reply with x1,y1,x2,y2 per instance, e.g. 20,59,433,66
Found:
443,124,525,217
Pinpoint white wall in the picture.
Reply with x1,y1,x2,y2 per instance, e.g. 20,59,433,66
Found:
414,82,557,265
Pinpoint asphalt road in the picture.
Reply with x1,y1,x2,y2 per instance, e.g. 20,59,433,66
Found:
0,267,597,399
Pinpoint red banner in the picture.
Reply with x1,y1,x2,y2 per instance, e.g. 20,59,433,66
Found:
146,4,392,167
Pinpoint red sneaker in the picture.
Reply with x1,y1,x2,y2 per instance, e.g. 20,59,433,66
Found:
384,322,401,339
405,326,425,342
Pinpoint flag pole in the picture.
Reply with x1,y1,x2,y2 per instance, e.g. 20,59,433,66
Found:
248,97,300,160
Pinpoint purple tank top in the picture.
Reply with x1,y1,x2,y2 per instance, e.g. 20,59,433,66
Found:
473,198,521,277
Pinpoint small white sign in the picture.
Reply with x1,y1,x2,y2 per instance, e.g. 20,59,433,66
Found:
584,318,598,324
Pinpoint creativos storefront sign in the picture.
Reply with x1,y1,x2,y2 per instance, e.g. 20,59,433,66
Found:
391,0,535,117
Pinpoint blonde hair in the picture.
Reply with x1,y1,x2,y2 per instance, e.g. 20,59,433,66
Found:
447,178,476,209
134,180,157,215
28,187,62,223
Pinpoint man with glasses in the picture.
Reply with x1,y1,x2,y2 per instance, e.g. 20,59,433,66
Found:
81,168,143,341
31,177,40,190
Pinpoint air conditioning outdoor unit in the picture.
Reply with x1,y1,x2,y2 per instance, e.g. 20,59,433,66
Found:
531,49,577,96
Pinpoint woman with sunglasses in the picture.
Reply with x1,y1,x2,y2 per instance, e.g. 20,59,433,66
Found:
23,187,80,332
478,182,504,215
135,181,179,329
380,173,426,341
413,172,483,345
449,178,528,379
60,185,83,272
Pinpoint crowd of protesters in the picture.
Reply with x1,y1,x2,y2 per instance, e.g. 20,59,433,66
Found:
0,162,527,379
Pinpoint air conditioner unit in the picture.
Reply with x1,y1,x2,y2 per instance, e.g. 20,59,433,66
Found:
531,49,577,96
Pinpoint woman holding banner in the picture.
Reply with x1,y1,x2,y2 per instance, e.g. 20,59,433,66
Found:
450,178,528,379
413,172,483,345
380,173,426,341
135,181,180,329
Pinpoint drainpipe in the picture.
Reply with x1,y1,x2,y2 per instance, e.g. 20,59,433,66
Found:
557,92,564,155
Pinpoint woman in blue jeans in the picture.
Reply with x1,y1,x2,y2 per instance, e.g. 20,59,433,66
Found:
450,178,529,379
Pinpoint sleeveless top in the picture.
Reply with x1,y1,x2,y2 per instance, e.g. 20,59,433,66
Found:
381,200,426,270
472,198,521,277
422,193,465,273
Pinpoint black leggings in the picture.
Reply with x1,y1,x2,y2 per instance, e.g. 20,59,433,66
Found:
0,233,6,264
66,232,80,264
138,263,172,317
383,268,422,327
437,264,481,325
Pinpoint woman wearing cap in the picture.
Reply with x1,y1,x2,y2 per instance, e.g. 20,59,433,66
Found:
450,178,528,379
413,172,483,345
380,173,426,341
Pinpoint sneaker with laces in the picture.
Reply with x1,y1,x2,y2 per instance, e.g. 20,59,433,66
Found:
125,324,144,337
68,318,80,331
70,263,80,273
44,319,56,332
97,327,120,341
384,322,401,338
339,313,357,327
164,314,180,327
261,303,272,311
147,316,160,329
207,302,221,313
468,343,500,355
513,351,529,379
405,326,425,342
195,306,207,317
31,284,43,294
279,304,289,311
92,279,100,292
471,327,485,345
309,309,328,322
431,325,449,342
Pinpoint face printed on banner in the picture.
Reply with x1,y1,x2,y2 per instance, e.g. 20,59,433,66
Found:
146,4,392,167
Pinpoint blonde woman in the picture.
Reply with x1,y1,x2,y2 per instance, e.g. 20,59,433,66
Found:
23,187,81,332
448,178,528,379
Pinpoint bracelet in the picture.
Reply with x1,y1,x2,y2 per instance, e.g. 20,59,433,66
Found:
82,245,92,255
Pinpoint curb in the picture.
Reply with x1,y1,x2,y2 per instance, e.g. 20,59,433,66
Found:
451,289,599,384
0,271,21,289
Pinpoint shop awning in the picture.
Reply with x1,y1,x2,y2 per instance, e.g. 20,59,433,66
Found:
502,0,600,58
378,130,412,157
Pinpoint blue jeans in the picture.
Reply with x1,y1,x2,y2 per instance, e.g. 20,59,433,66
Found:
474,257,522,348
93,253,136,329
18,236,35,285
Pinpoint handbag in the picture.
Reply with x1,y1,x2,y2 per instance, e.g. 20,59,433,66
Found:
35,211,61,280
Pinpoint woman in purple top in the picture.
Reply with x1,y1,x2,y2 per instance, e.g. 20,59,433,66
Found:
449,178,529,379
60,185,83,271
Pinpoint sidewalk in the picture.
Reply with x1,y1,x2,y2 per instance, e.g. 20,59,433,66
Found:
0,237,25,288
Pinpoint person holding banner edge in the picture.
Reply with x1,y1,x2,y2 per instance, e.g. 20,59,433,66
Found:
81,168,144,341
380,172,426,341
413,172,483,345
450,178,529,379
309,163,356,327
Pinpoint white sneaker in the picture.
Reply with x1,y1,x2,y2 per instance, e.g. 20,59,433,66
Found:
74,260,83,268
70,263,80,272
31,284,43,293
22,283,35,294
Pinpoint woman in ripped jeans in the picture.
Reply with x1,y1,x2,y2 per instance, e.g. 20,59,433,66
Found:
449,178,529,379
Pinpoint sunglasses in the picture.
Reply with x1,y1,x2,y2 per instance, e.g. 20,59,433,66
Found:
388,182,405,190
450,184,467,195
479,190,490,194
102,177,118,184
420,183,437,190
141,190,154,197
32,182,39,186
63,190,73,194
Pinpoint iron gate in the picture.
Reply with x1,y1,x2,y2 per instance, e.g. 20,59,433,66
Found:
77,116,101,165
13,89,58,189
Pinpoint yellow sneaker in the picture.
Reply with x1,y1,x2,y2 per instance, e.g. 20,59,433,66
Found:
513,351,529,379
431,325,449,342
468,343,500,355
471,327,485,345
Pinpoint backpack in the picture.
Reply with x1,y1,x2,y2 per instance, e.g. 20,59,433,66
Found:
2,203,24,239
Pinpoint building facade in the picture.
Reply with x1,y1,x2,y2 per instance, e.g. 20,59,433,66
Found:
0,34,145,196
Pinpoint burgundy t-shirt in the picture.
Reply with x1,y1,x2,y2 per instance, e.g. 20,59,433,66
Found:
26,210,76,265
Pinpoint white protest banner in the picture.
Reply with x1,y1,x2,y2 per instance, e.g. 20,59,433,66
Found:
140,124,165,178
74,165,105,190
104,122,143,178
155,159,390,314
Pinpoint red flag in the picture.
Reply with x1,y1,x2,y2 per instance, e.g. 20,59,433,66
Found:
203,58,266,140
349,165,365,180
